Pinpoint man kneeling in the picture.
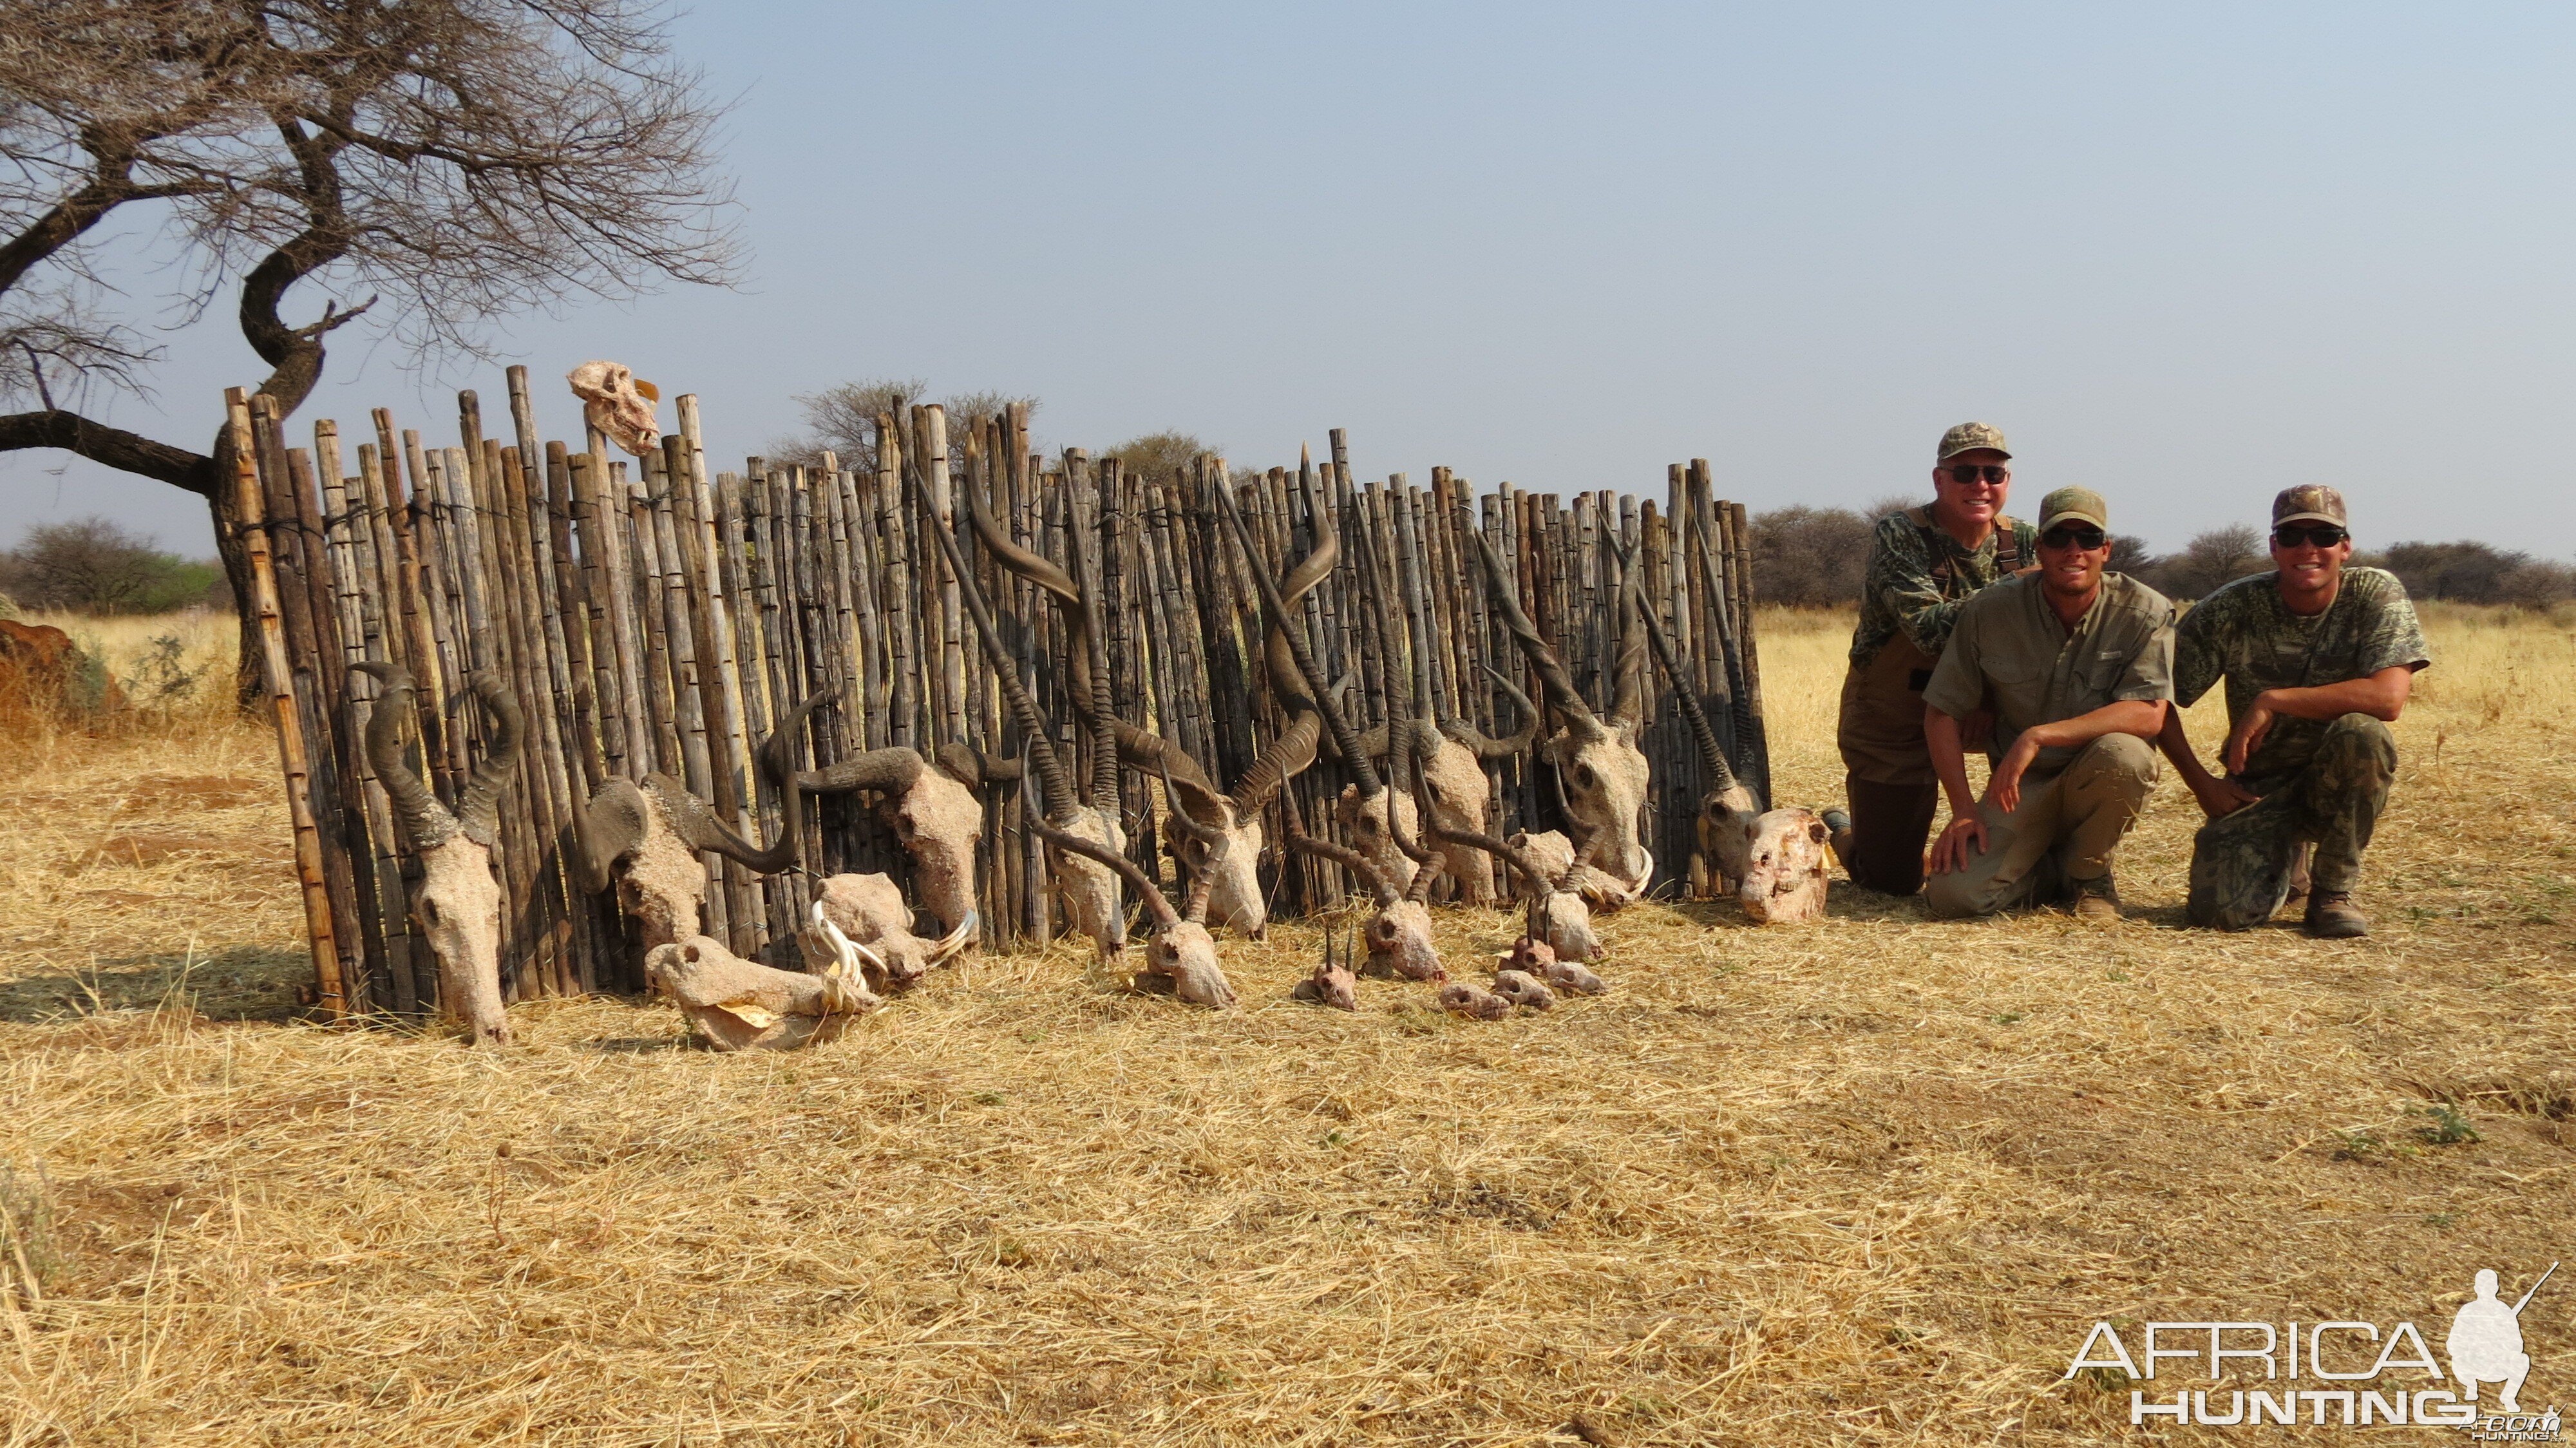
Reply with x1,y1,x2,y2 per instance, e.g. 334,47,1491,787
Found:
1924,488,2175,920
2156,486,2429,937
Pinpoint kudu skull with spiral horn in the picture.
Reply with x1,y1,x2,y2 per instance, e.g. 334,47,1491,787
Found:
354,663,522,1046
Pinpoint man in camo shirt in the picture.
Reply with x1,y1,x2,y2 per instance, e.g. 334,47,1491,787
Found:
2156,485,2430,938
1833,421,2038,895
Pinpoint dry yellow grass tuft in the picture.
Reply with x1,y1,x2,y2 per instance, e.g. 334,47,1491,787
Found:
1,605,2570,1444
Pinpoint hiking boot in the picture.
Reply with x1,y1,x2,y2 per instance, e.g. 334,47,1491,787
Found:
1823,808,1853,867
2069,876,2121,922
2305,891,2369,939
2279,841,2315,918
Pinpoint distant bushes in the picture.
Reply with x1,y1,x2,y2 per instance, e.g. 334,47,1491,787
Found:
0,517,230,614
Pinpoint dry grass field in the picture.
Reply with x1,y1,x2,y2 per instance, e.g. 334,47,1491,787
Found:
2,602,2570,1446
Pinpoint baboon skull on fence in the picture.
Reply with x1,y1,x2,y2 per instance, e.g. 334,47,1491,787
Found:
566,361,661,458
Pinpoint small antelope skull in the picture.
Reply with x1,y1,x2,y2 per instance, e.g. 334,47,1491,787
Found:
1490,968,1558,1011
355,663,518,1047
1437,807,1605,966
1291,922,1361,1010
567,361,661,458
1437,982,1511,1020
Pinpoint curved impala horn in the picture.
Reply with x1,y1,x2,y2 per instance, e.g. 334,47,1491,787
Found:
1399,771,1444,906
1213,484,1380,796
1443,663,1542,761
1462,511,1604,741
1029,817,1180,932
924,498,1079,821
1276,790,1398,910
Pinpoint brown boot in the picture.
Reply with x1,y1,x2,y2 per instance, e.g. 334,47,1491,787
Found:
2305,891,2369,939
2069,875,2121,922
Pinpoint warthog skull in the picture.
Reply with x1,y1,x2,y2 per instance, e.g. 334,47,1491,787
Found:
355,663,519,1047
567,361,661,458
647,933,874,1052
1738,808,1833,925
804,872,976,990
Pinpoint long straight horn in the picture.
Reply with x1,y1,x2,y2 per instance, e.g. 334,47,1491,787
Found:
455,671,522,848
1461,508,1604,741
1607,539,1649,730
1442,663,1541,762
1028,816,1180,932
1630,553,1739,794
353,662,460,849
1213,481,1380,796
925,498,1079,821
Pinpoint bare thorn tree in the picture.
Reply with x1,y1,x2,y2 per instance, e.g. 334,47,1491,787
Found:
0,0,741,694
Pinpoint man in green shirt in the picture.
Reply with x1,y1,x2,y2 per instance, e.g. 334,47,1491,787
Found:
1923,487,2174,920
2157,486,2430,938
1833,421,2036,895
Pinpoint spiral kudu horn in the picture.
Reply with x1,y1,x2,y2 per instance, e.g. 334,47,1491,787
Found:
1462,510,1605,742
353,662,462,850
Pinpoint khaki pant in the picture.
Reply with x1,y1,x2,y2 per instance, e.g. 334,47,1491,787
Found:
1926,734,2159,919
1837,638,1942,894
2186,714,2395,929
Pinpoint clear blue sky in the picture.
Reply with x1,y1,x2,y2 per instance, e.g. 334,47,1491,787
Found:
6,2,2571,560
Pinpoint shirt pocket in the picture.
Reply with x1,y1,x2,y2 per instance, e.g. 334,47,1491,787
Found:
2083,650,2132,696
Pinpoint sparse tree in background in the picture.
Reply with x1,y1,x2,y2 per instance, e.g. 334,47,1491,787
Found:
2154,524,2268,600
1749,506,1874,607
767,379,1039,473
0,515,224,613
2107,534,2158,582
2374,539,2576,607
0,0,739,696
1103,432,1215,483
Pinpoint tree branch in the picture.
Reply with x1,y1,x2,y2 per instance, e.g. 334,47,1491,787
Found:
0,409,213,493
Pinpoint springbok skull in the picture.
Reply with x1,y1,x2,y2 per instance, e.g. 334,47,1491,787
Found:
1030,814,1235,1009
1426,785,1604,964
1291,922,1360,1009
645,933,872,1053
1280,788,1446,984
354,662,518,1047
572,694,824,948
1465,515,1654,908
797,741,1016,936
567,361,661,458
1352,666,1538,906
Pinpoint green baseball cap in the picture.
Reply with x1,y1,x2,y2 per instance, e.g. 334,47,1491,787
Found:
1937,421,2011,462
2038,487,2108,533
2272,484,2347,529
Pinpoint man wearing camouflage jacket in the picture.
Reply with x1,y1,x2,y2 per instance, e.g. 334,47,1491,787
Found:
2157,485,2430,938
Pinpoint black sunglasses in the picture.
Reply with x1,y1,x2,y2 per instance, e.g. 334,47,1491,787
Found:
1945,463,2009,485
2273,524,2347,549
2040,525,2106,550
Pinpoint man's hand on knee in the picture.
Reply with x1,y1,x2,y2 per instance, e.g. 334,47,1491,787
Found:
1931,816,1986,875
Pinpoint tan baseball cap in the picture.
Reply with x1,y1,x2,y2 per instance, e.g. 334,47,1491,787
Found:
2272,484,2347,529
2038,486,2108,533
1937,422,2011,462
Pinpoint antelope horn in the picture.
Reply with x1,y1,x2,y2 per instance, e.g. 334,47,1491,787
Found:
1182,875,1213,925
1425,814,1560,897
1214,482,1380,796
926,908,978,965
925,501,1079,821
1276,792,1397,909
1607,538,1650,730
797,747,925,797
664,691,828,873
455,671,522,848
1152,752,1222,847
1462,510,1604,741
1115,721,1229,828
1028,816,1180,932
934,742,1022,786
1401,771,1443,905
961,468,1078,604
1441,663,1542,761
352,662,459,850
1226,708,1320,815
1630,549,1741,795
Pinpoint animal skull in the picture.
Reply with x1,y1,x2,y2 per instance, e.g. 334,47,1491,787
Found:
1032,815,1235,1008
354,663,517,1046
1437,982,1511,1020
807,872,977,990
797,744,1000,936
646,933,872,1052
1738,808,1833,925
1490,968,1558,1011
1291,925,1360,1009
567,361,661,458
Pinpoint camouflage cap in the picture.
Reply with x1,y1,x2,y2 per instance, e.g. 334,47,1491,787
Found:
2272,484,2346,529
2038,486,2108,533
1937,422,2011,462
